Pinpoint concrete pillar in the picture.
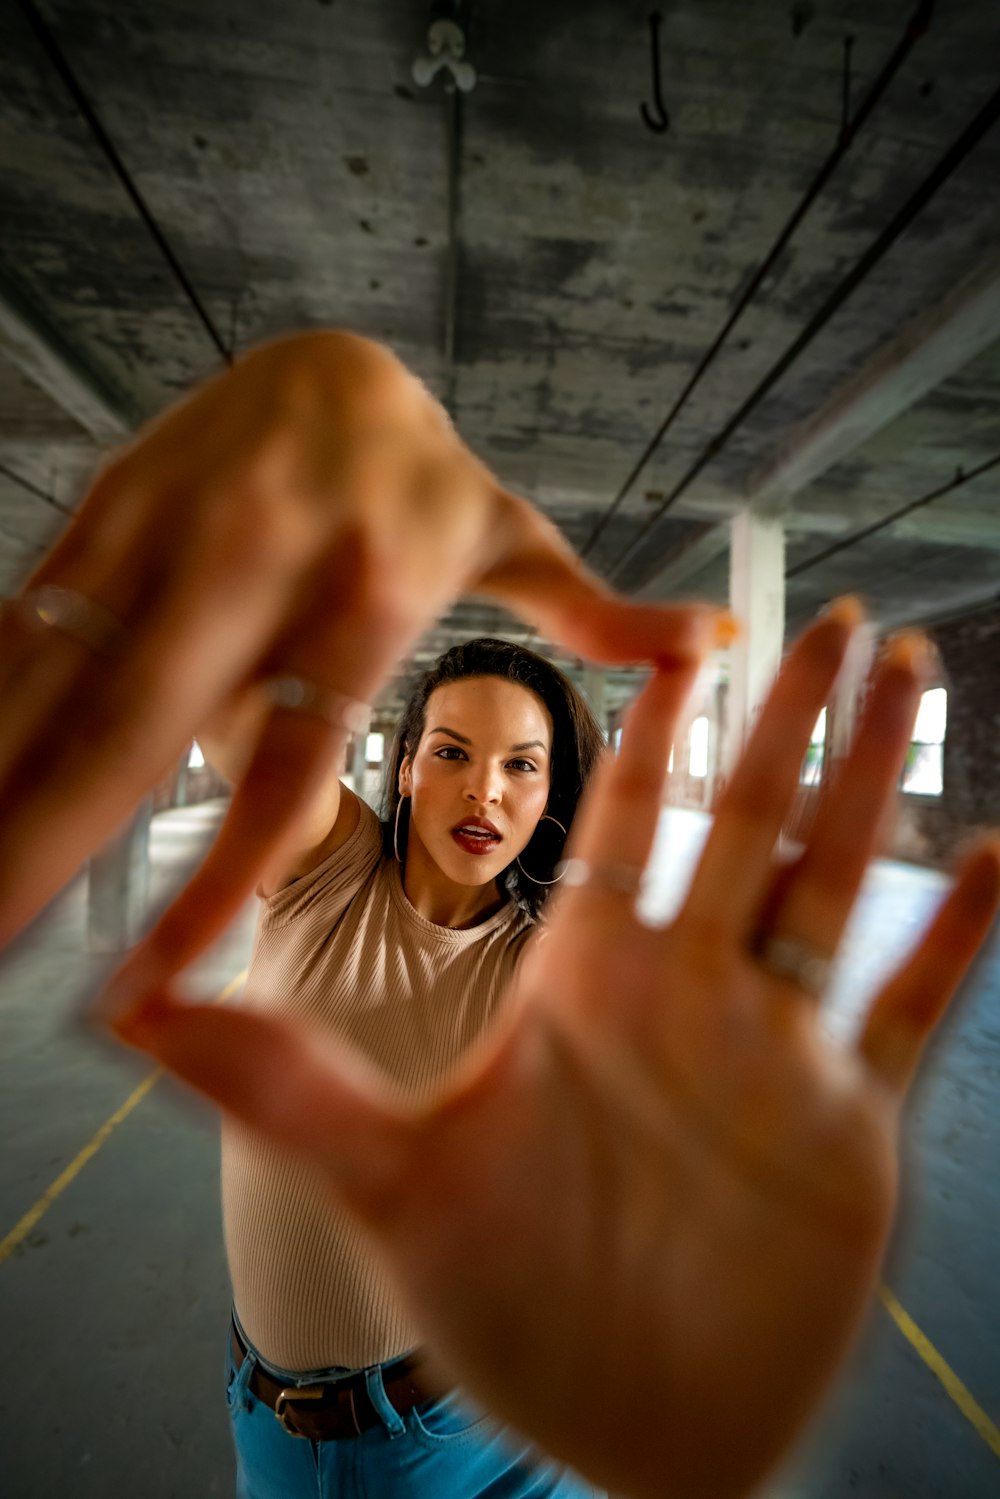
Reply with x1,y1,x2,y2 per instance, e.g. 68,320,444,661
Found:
87,796,154,954
704,677,725,808
582,665,609,741
348,708,374,806
725,508,785,771
826,621,876,771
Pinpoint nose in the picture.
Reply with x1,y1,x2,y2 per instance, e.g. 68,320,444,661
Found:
463,763,503,806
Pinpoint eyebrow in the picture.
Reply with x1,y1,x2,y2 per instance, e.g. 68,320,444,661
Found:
427,726,549,754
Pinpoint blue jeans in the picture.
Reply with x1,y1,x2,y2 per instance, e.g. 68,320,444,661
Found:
225,1329,602,1498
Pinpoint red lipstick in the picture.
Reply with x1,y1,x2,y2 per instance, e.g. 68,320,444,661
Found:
450,816,502,857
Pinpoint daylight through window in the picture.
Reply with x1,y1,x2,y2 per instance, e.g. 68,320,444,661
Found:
902,687,947,796
800,708,826,786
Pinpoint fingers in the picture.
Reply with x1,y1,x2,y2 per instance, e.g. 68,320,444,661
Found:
752,634,928,971
858,839,1000,1095
558,662,701,909
474,489,736,666
0,528,291,946
680,600,862,943
111,990,409,1223
105,712,352,1006
104,541,419,1003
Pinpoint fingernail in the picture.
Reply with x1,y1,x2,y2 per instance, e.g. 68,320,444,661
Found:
881,631,937,681
822,594,866,629
696,607,741,650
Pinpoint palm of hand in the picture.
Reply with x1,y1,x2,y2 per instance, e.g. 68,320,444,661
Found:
112,611,997,1499
371,908,895,1499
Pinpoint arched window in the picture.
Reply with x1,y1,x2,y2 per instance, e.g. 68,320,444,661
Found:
902,688,947,796
689,716,709,778
365,731,385,764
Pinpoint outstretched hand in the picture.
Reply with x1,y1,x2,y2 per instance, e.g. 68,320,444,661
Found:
0,331,725,951
108,607,1000,1499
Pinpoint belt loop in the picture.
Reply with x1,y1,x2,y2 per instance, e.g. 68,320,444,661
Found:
233,1344,258,1414
364,1366,406,1438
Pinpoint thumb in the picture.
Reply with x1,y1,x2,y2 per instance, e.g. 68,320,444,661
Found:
475,489,737,666
109,990,411,1225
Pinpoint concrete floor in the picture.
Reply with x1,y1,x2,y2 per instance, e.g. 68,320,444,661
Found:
1,801,997,1498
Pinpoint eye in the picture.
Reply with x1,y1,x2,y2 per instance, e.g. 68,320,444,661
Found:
434,745,467,760
508,758,538,773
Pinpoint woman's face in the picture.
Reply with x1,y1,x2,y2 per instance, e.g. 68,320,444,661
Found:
400,675,554,890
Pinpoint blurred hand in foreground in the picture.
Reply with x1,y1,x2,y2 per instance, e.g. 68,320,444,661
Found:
108,605,1000,1499
0,330,725,951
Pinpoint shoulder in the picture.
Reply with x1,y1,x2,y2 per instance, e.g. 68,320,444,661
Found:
260,785,367,897
257,794,385,924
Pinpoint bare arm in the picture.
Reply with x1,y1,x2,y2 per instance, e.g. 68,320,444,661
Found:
0,327,719,951
197,684,359,895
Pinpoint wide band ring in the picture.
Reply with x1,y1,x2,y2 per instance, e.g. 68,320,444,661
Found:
266,674,371,736
12,584,127,658
756,934,832,999
557,857,646,897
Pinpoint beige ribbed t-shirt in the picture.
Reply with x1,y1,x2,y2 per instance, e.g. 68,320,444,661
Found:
221,796,535,1371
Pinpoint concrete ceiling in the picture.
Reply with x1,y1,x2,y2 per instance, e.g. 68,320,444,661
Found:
1,0,998,710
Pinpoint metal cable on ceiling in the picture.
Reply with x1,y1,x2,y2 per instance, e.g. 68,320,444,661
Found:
785,451,1000,579
443,86,464,419
580,0,933,563
607,73,1000,585
16,0,232,367
0,461,74,517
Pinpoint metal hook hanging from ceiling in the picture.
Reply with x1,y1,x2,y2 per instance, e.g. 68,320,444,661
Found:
640,12,670,134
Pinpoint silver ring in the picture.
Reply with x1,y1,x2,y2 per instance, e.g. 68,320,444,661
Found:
756,934,832,999
266,674,370,735
14,584,126,657
557,857,645,896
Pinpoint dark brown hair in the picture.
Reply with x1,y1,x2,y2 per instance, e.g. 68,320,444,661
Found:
381,638,605,917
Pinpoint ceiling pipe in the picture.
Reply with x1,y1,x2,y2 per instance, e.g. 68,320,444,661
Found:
580,0,934,562
785,450,1000,579
608,71,1000,586
443,85,464,419
412,2,473,421
0,461,74,518
16,0,232,368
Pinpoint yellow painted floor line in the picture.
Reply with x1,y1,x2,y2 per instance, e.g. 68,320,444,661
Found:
6,975,998,1470
879,1282,1000,1460
0,967,247,1267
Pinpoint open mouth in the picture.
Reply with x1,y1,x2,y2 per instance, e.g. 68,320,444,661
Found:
451,822,503,857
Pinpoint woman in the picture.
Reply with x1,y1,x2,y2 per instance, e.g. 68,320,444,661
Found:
2,331,997,1499
207,636,607,1497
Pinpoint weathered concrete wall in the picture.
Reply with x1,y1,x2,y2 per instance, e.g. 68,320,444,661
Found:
783,603,1000,868
681,600,999,870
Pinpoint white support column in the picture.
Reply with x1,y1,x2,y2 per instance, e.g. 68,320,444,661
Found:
826,622,876,768
582,665,609,741
725,509,785,772
348,708,374,806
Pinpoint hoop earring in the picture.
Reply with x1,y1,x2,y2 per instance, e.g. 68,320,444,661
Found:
515,814,568,885
394,796,409,864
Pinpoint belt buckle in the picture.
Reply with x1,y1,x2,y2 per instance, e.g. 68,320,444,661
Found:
275,1384,326,1438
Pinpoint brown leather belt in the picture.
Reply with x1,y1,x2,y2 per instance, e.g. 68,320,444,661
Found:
230,1320,438,1441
